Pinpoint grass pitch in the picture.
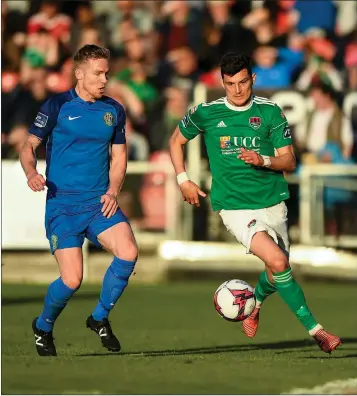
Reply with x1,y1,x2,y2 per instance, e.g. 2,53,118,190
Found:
2,280,357,394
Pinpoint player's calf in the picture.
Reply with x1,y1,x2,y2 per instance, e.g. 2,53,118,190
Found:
91,256,137,321
242,270,276,338
87,256,136,352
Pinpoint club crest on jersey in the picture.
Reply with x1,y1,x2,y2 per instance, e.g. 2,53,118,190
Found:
104,112,114,126
249,117,261,130
220,136,231,149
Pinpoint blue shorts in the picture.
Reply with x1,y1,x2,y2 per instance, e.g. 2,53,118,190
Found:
45,201,129,254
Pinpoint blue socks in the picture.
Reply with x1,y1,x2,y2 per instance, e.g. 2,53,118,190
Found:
36,257,136,332
92,256,136,321
36,277,78,333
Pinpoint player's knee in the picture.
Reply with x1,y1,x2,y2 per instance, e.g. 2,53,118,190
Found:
112,242,138,262
269,258,289,274
62,275,83,290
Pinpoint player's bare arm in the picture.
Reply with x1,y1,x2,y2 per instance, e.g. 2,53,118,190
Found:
169,126,206,207
19,134,46,192
238,145,296,172
101,143,127,218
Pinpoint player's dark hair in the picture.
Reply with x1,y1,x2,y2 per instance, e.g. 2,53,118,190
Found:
219,53,252,78
74,44,110,66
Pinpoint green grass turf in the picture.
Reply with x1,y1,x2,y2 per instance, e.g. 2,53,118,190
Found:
2,281,357,394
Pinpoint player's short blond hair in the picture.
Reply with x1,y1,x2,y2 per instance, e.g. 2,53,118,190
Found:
74,44,110,67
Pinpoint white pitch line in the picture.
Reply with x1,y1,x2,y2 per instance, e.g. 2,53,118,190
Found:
285,377,357,395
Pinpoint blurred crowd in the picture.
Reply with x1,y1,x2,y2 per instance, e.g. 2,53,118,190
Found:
2,0,357,163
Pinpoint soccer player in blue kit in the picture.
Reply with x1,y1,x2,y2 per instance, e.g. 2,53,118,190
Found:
19,45,138,356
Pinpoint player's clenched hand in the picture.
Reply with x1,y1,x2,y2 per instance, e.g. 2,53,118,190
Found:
27,172,46,192
101,193,118,218
179,181,206,207
238,148,264,166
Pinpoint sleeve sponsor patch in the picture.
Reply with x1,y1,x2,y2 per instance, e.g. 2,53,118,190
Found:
181,115,189,128
34,112,49,128
283,126,291,139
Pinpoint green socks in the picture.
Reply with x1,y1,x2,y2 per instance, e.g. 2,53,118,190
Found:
273,268,319,333
254,271,276,306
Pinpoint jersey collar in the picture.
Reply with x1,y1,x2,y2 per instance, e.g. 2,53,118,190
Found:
224,97,253,112
70,88,78,99
71,88,97,106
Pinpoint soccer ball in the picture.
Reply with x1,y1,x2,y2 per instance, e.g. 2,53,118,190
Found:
214,279,256,322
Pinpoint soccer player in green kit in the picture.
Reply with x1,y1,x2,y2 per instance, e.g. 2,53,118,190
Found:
169,52,341,353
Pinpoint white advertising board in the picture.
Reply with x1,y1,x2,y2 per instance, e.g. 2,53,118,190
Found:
2,160,48,249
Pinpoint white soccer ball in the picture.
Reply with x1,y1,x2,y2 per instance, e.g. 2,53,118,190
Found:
214,279,256,322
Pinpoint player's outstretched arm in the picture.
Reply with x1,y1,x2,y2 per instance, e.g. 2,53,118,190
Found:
101,143,127,218
19,134,46,192
168,126,206,207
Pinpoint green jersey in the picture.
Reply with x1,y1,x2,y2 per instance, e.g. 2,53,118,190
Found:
178,96,292,211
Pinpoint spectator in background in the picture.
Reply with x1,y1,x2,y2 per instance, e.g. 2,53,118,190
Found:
212,1,257,58
107,0,154,55
3,68,50,159
294,0,337,35
1,1,27,72
148,86,189,153
295,30,343,91
253,45,303,89
243,6,289,48
105,80,147,126
21,28,59,79
344,29,357,90
76,26,104,49
161,46,200,95
70,2,107,52
126,116,149,161
115,59,159,110
263,0,298,37
27,0,72,45
156,1,205,57
295,81,354,160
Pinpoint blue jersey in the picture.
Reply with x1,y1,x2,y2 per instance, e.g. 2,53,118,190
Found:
29,88,126,204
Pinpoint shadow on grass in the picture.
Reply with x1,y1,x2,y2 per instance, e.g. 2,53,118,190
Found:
2,293,100,306
302,354,357,359
77,337,357,358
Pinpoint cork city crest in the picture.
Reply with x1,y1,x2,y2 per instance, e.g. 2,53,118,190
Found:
249,117,261,130
104,112,114,126
220,136,231,149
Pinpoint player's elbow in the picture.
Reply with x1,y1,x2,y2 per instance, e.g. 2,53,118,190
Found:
168,133,180,152
169,128,186,151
